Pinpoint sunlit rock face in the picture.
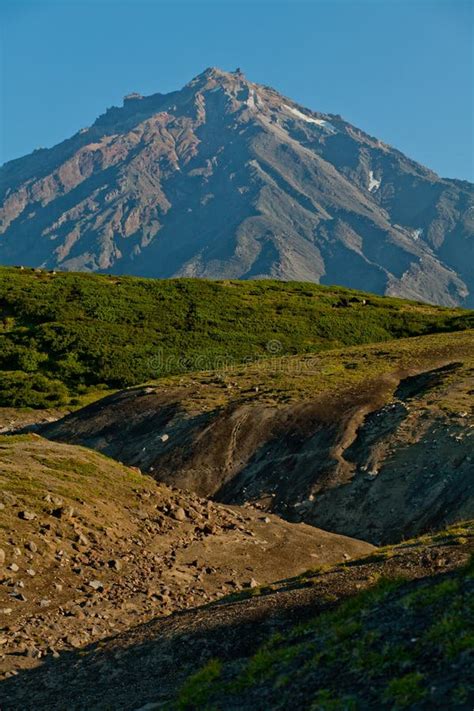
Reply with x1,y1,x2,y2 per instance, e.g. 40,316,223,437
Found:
0,67,472,305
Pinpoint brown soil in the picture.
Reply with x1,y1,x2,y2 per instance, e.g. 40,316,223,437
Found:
0,435,372,682
1,524,471,710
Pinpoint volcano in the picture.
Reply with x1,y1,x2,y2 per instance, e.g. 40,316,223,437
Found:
0,67,472,305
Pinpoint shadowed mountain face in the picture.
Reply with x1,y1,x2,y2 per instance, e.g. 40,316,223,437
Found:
0,67,473,305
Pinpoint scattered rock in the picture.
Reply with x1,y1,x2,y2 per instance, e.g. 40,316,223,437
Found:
172,507,187,522
52,505,75,519
65,635,83,648
75,532,90,546
19,511,36,521
23,647,41,659
9,563,19,572
89,580,104,591
0,548,5,565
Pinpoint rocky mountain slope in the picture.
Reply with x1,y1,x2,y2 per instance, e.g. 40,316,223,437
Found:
1,68,473,305
41,329,474,545
0,435,372,681
2,521,472,710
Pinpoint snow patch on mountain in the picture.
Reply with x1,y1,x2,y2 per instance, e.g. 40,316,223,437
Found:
284,105,336,132
368,171,381,192
246,90,256,109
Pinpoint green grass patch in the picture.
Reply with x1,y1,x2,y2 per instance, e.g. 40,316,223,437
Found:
176,553,474,710
0,266,472,407
177,659,222,710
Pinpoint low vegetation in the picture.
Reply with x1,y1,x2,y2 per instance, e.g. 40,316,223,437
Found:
0,266,472,407
177,524,474,710
143,328,474,413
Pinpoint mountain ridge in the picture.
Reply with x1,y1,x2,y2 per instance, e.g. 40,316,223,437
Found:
1,67,472,305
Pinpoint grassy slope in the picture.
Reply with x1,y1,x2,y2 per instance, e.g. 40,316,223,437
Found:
0,266,472,407
147,329,474,413
0,433,154,536
177,524,474,710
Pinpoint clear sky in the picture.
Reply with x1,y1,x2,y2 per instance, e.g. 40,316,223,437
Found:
0,0,472,181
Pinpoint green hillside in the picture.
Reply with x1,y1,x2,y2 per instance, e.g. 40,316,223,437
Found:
0,266,472,408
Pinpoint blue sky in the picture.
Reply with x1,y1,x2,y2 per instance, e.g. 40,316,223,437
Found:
1,0,472,181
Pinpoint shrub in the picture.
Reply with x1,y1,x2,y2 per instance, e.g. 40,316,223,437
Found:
0,371,69,408
0,267,471,407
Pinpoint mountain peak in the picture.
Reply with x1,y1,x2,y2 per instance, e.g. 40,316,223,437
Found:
185,65,249,93
0,69,472,306
190,66,245,81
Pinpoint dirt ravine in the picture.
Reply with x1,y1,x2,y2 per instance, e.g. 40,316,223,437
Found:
41,352,474,544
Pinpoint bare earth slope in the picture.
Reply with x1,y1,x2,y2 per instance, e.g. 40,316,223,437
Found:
0,435,372,681
1,67,473,305
42,330,474,544
2,522,472,710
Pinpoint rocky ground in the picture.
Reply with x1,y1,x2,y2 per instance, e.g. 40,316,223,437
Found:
1,330,472,709
0,408,63,435
0,435,372,685
1,522,472,710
